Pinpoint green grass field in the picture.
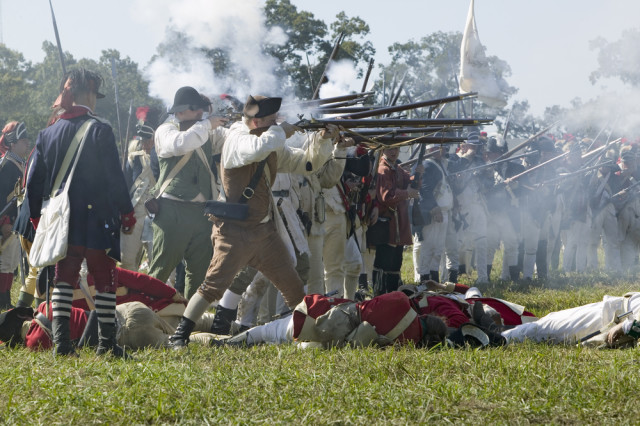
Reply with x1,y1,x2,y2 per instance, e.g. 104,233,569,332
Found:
3,251,640,424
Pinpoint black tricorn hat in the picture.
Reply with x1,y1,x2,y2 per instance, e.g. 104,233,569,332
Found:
168,86,212,114
243,95,282,118
0,306,34,347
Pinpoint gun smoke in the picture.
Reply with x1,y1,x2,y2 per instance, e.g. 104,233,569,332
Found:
133,0,288,107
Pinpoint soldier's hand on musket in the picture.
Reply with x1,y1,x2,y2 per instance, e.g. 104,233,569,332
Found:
414,163,425,175
321,123,340,141
208,116,229,129
337,135,355,149
279,121,300,138
606,322,626,346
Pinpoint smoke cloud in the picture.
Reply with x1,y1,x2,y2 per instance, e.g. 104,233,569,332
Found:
132,0,287,107
318,59,360,99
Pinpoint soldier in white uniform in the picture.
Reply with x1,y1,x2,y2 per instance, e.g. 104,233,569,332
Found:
412,144,453,283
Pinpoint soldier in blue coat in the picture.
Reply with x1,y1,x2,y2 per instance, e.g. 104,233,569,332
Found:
26,68,135,357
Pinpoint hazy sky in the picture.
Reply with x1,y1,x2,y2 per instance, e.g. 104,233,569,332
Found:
0,0,637,115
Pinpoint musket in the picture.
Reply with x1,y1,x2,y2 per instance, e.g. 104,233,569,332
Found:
611,178,640,201
283,91,375,109
313,99,370,109
122,99,133,172
496,120,561,161
348,127,450,135
504,151,569,184
580,311,633,343
361,58,374,93
312,32,345,100
586,121,609,152
454,151,538,176
388,72,407,110
336,92,478,120
351,135,466,146
314,106,382,115
295,117,492,129
537,160,614,186
582,137,622,169
48,0,66,75
110,58,124,166
410,130,427,226
581,138,622,163
305,52,315,92
0,195,18,218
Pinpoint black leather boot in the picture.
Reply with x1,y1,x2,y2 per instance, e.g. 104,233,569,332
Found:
486,265,492,281
168,316,196,349
210,305,238,335
429,270,440,283
385,272,400,294
52,316,77,357
358,273,368,289
419,274,430,283
96,321,131,359
372,269,384,296
448,268,458,283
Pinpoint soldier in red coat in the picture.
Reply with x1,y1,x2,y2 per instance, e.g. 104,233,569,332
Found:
225,291,447,348
371,147,421,295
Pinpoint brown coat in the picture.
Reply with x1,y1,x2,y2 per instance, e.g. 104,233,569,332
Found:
376,158,413,246
219,152,278,225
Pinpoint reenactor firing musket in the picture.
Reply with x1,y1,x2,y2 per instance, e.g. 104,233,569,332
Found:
336,92,478,120
294,117,492,130
611,178,640,201
349,135,466,146
504,151,569,184
454,150,538,177
350,127,451,135
282,91,375,109
537,160,614,187
504,139,616,184
496,120,561,161
314,106,382,115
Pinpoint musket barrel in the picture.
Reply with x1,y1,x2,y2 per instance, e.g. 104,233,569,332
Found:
496,120,561,161
352,135,465,144
337,92,478,119
284,91,375,109
296,118,492,129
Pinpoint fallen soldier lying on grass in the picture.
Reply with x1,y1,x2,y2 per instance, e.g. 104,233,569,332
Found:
0,270,220,352
0,301,220,352
502,292,640,347
217,287,518,349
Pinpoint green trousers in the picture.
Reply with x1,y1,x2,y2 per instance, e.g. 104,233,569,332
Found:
148,199,213,298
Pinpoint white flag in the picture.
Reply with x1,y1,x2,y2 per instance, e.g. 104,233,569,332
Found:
459,0,507,108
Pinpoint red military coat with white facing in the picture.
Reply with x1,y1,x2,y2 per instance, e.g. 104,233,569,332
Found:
292,291,423,345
